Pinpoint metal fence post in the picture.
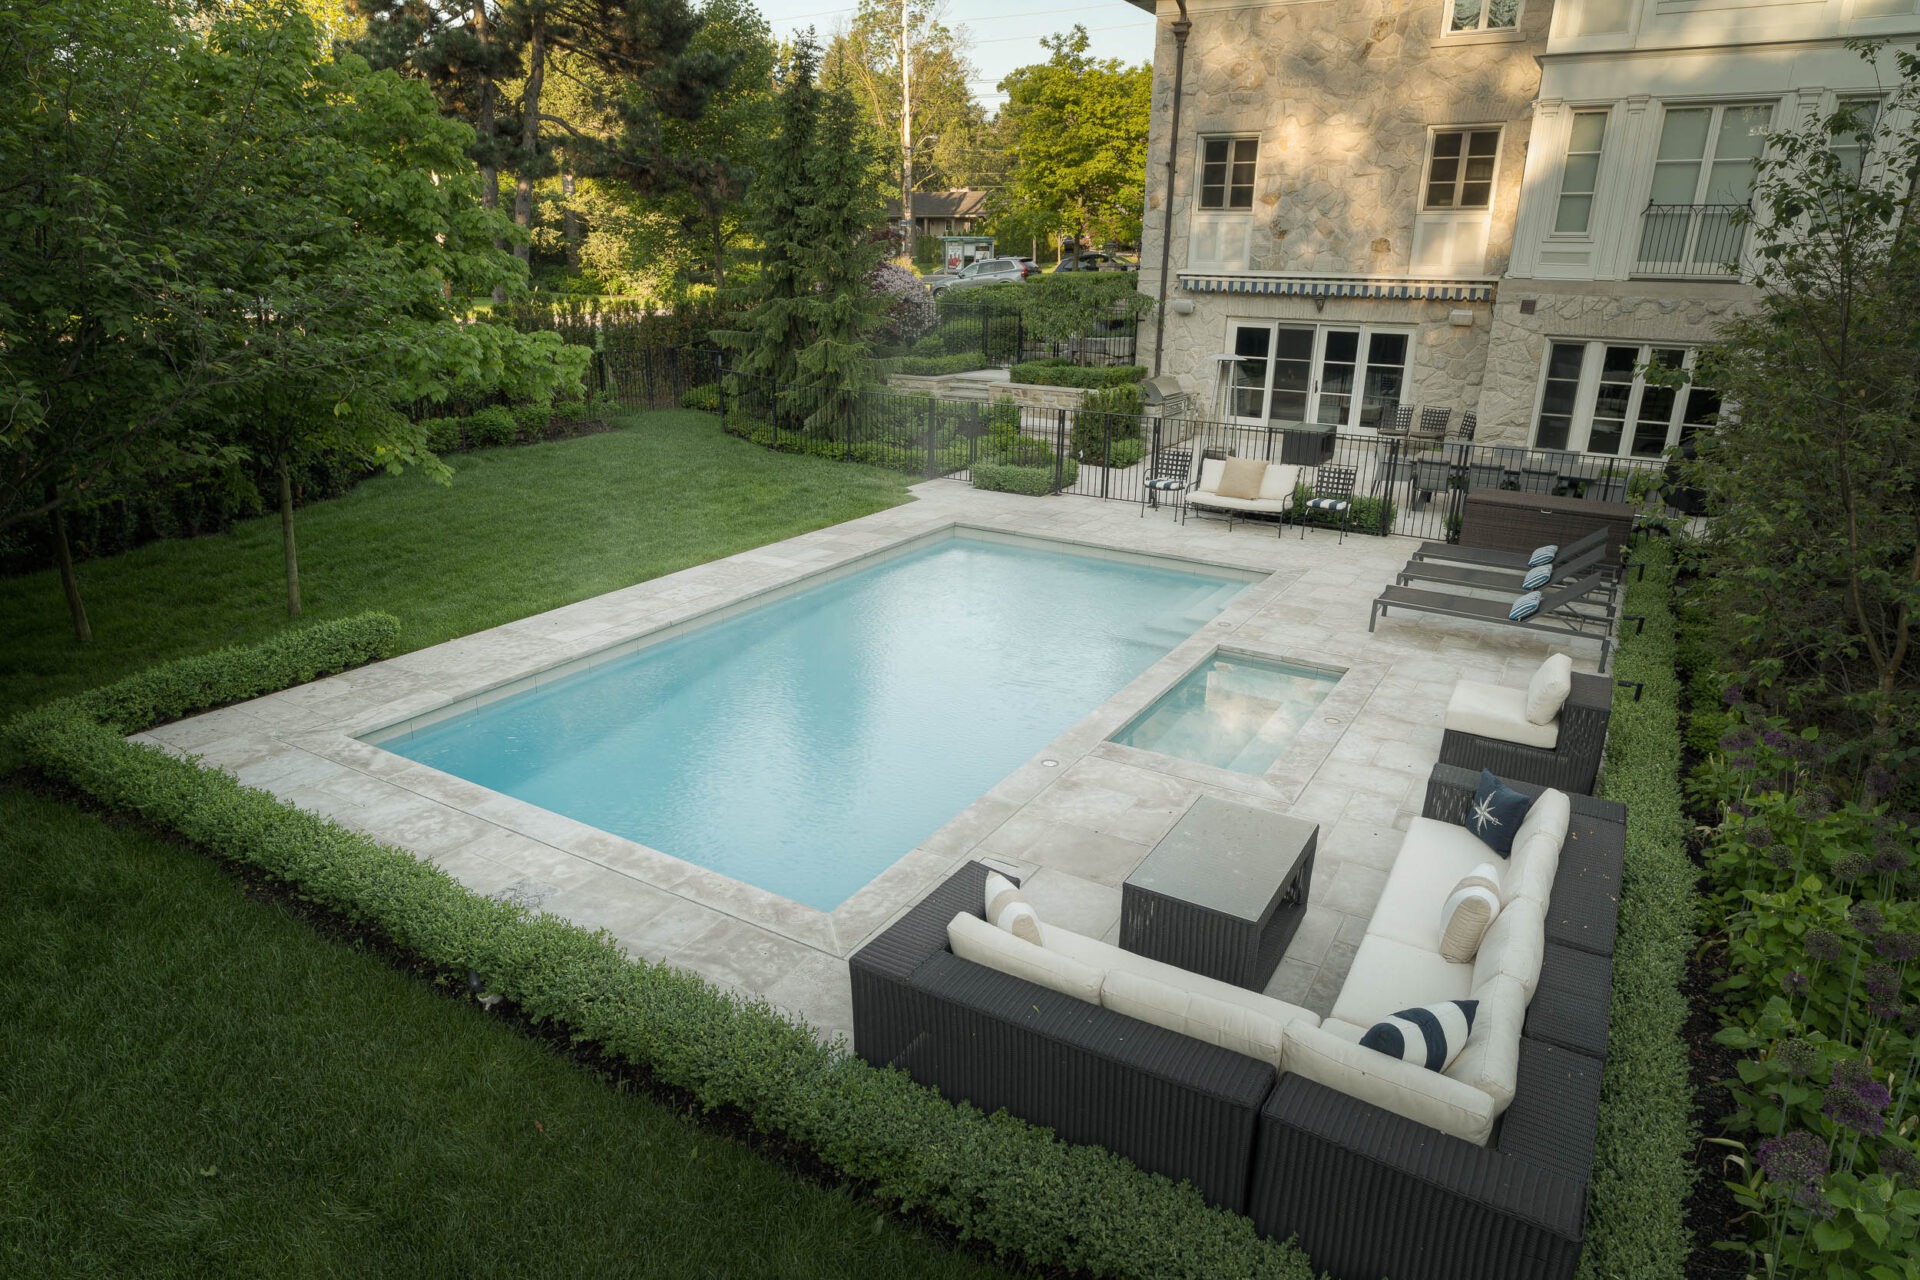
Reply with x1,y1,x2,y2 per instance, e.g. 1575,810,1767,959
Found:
1099,413,1111,500
594,349,607,400
1053,409,1067,494
1380,436,1399,537
925,398,939,479
643,346,654,406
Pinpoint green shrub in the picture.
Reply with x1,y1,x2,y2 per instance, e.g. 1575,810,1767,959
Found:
464,406,519,448
870,353,988,378
1286,486,1395,535
1108,438,1145,470
1009,361,1147,389
6,630,1319,1280
422,416,466,454
1071,384,1145,465
970,461,1059,495
512,402,554,437
1576,537,1697,1280
680,383,722,412
551,397,588,424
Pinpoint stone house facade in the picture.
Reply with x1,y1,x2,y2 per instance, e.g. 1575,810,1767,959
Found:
1132,0,1920,458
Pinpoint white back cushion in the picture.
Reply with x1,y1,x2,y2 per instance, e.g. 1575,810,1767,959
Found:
947,912,1103,1004
1198,458,1227,494
1101,968,1287,1066
1259,463,1302,502
1470,897,1547,999
1444,972,1527,1111
1041,922,1320,1029
1503,788,1571,908
1283,1022,1497,1145
1525,653,1575,725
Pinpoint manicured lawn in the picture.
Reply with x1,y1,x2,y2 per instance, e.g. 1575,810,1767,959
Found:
0,410,912,720
0,789,1008,1278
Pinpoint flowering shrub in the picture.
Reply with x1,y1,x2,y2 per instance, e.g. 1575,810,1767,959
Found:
868,261,935,349
1695,694,1920,1276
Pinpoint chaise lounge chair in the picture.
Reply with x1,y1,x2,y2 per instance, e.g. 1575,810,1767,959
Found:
1397,546,1616,605
1369,575,1620,669
1408,527,1613,575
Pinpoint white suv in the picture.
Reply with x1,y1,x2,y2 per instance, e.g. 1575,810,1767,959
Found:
928,257,1033,293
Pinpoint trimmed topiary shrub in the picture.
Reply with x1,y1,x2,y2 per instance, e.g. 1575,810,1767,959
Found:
1009,361,1148,389
464,406,518,448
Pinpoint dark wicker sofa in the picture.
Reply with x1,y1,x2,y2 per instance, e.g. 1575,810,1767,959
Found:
848,766,1628,1279
1439,670,1615,795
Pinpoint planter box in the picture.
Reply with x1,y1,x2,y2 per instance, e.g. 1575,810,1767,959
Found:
1460,489,1636,569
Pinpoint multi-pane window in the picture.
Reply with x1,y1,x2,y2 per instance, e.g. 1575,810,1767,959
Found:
1424,129,1500,209
1829,97,1882,181
1637,103,1770,272
1228,322,1410,430
1449,0,1520,32
1533,341,1718,457
1199,138,1257,211
1554,111,1608,234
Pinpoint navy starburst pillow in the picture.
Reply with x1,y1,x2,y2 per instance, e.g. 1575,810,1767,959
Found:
1467,768,1533,857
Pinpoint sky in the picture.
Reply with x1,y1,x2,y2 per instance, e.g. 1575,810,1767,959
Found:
745,0,1159,111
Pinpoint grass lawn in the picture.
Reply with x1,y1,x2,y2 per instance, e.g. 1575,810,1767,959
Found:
0,789,1009,1279
0,409,912,719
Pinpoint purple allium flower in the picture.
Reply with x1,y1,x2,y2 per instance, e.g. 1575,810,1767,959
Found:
1729,799,1756,820
1822,1060,1892,1138
1862,766,1894,805
1763,728,1791,751
1781,969,1812,998
1795,788,1834,820
1863,962,1901,1001
1879,1144,1920,1188
1871,833,1913,877
1748,823,1776,848
1866,994,1906,1023
1874,931,1920,963
1722,726,1759,754
1774,1038,1819,1079
1833,852,1873,885
1756,1130,1833,1213
1764,844,1796,872
1724,686,1747,707
1805,929,1845,963
1849,900,1886,938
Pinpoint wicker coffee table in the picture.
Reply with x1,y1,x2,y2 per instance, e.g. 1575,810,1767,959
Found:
1120,796,1317,990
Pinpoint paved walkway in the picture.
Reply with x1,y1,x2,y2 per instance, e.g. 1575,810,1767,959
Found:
137,482,1608,1044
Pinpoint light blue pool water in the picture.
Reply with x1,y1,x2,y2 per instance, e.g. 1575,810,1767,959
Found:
377,537,1248,910
1110,653,1339,776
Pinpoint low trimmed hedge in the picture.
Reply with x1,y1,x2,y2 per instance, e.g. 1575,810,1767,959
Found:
871,353,989,378
1576,536,1697,1280
4,623,1320,1280
970,461,1062,496
1009,361,1147,390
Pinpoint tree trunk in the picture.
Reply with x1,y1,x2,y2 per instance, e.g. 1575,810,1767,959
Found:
46,489,91,644
514,15,547,265
711,210,727,288
278,459,301,619
562,170,580,269
475,3,506,304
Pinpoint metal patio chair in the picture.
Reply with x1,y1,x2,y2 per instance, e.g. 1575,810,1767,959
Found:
1381,405,1414,437
1457,410,1478,441
1413,406,1451,444
1141,446,1193,517
1300,464,1357,543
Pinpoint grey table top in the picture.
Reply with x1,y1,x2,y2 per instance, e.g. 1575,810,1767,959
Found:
1127,796,1318,923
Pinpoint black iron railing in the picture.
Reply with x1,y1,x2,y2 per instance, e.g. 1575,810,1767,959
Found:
1634,203,1748,276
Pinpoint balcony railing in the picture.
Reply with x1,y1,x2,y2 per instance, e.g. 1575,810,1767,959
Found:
1634,203,1749,277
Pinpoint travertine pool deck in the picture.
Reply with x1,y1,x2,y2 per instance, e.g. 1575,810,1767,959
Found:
136,482,1609,1043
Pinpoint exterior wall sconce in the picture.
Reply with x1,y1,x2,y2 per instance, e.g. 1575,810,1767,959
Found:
1171,298,1195,315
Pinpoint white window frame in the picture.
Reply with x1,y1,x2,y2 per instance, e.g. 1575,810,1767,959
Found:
1827,94,1883,183
1529,340,1719,458
1444,0,1524,35
1421,127,1504,212
1197,136,1259,213
1550,109,1610,239
1635,101,1773,277
1224,320,1414,432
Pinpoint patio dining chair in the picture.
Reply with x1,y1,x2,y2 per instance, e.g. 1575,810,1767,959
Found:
1457,410,1478,441
1466,461,1507,492
1380,405,1414,437
1517,466,1561,495
1141,446,1193,517
1300,464,1357,543
1412,406,1450,444
1411,456,1453,508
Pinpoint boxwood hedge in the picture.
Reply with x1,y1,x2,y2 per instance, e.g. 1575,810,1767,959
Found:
1576,536,1697,1280
6,619,1319,1280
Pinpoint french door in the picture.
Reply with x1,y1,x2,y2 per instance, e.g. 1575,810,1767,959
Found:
1227,323,1410,430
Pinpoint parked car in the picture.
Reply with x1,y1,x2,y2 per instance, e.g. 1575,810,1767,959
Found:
1053,252,1136,273
927,257,1034,293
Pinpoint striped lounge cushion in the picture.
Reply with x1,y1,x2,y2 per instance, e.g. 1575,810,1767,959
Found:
1439,863,1503,962
1359,999,1479,1072
1508,590,1542,621
1306,497,1349,511
983,871,1041,944
1527,543,1558,567
1146,477,1186,491
1521,563,1552,590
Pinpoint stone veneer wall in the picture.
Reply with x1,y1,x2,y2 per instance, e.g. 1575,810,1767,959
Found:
1474,281,1757,446
1138,0,1549,403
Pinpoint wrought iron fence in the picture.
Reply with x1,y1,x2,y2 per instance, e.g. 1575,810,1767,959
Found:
908,294,1140,369
599,346,1663,542
1634,202,1748,276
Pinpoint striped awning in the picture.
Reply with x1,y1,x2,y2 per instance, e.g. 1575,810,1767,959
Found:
1177,273,1496,303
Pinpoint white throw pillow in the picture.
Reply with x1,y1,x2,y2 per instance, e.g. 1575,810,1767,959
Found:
1439,862,1503,963
1524,652,1575,725
947,912,1103,1004
983,870,1041,944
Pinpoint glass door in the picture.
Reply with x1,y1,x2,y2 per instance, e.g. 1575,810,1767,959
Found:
1313,330,1360,425
1360,332,1408,429
1228,321,1408,429
1267,327,1314,422
1229,326,1271,420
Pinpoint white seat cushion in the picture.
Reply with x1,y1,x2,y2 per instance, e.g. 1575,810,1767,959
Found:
1525,653,1576,725
1282,1022,1497,1145
1442,972,1527,1111
1502,788,1570,908
1364,818,1499,952
1041,923,1320,1028
1100,968,1288,1066
1188,492,1292,513
1469,897,1547,1000
1258,463,1302,502
1321,1017,1370,1043
948,912,1103,1005
1329,934,1471,1029
1445,681,1560,750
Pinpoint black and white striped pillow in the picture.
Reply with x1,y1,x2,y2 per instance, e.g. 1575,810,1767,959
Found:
1358,1000,1479,1072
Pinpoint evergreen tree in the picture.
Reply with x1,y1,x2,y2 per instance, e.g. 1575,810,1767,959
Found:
793,85,885,433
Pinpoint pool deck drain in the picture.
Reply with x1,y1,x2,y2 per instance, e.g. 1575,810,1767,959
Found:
136,483,1608,1044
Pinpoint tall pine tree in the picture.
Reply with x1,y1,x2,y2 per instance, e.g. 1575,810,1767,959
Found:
793,84,884,434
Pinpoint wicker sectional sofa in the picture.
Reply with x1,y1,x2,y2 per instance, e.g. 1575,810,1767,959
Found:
849,765,1627,1280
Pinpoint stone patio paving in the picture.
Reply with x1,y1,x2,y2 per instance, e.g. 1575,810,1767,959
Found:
135,480,1610,1043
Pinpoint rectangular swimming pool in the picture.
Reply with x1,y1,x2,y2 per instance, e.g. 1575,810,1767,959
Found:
1110,652,1340,776
372,536,1251,910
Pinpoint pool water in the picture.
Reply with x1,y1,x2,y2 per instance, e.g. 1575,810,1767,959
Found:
376,537,1248,910
1110,653,1339,776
